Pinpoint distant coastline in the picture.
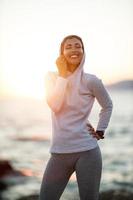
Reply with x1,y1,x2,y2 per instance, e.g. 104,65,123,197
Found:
106,80,133,91
0,79,133,99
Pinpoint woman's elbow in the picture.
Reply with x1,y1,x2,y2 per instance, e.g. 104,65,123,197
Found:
108,99,113,112
110,99,113,109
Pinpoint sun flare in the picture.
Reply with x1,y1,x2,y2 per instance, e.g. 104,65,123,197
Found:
0,0,133,98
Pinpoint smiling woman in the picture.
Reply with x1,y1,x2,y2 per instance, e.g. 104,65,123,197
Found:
39,35,113,200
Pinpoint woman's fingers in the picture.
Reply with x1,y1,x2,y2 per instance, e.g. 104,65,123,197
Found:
88,128,104,140
56,55,68,70
87,123,104,140
87,123,95,132
92,133,101,140
91,134,100,140
93,133,104,140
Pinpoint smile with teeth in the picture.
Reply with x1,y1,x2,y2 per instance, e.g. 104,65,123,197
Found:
70,55,79,58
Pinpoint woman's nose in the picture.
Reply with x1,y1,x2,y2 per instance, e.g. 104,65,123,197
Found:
71,45,77,51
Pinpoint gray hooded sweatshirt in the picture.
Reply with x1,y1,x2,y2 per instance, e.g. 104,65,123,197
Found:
45,53,113,153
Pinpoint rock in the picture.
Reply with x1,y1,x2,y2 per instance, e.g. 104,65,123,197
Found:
0,181,8,191
16,189,133,200
0,159,27,194
99,189,133,200
0,160,26,178
17,194,39,200
0,160,13,178
12,135,50,142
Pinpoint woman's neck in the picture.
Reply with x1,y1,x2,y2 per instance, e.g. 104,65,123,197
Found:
67,64,78,73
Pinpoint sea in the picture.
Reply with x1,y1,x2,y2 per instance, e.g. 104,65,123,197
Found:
0,89,133,200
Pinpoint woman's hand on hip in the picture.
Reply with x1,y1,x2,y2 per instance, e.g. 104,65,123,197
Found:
87,123,104,140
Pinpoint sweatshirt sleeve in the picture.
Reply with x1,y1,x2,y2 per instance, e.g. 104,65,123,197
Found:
44,72,68,113
92,76,113,132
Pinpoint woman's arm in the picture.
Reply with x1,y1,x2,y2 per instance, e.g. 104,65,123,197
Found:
92,77,113,133
44,72,68,113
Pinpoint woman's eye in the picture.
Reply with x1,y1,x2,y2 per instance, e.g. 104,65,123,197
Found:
65,44,81,49
65,46,72,50
75,45,81,48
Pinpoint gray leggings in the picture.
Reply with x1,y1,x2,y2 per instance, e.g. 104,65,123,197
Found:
39,146,102,200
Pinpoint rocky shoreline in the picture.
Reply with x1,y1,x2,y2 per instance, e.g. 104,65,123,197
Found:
9,189,133,200
1,160,133,200
1,187,133,200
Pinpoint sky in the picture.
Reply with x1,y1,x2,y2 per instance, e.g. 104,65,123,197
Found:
0,0,133,98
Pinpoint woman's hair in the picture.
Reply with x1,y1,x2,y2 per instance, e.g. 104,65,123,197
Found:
60,35,84,55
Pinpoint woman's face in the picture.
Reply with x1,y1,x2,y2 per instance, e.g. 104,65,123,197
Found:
63,37,84,66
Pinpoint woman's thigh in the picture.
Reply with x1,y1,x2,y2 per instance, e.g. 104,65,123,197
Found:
75,146,102,200
39,154,74,200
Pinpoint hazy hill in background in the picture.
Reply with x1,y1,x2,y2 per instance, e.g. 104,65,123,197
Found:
106,80,133,90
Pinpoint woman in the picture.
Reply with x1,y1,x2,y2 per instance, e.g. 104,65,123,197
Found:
39,35,113,200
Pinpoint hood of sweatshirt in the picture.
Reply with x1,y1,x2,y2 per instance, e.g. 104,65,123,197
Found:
50,52,85,107
65,52,85,106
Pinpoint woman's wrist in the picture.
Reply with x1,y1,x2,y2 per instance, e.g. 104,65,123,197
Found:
96,130,105,139
59,72,67,78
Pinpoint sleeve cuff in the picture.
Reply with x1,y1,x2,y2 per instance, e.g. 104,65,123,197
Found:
57,76,68,82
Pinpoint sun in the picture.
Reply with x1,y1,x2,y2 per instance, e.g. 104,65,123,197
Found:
3,64,47,99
